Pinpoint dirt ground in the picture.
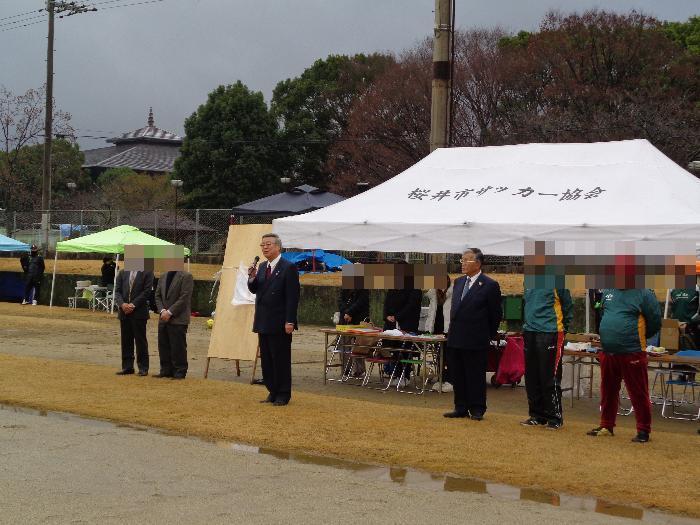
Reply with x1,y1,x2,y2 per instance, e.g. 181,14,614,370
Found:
0,302,699,518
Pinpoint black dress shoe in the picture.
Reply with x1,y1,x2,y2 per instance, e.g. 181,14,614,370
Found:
260,395,274,403
443,411,468,418
469,413,484,421
115,369,134,375
152,373,173,378
272,400,289,406
171,375,186,380
137,371,148,376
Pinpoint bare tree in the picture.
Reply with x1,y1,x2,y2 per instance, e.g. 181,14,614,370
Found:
0,85,74,236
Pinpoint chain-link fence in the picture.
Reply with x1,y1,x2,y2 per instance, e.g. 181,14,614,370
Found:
6,209,231,258
2,209,523,271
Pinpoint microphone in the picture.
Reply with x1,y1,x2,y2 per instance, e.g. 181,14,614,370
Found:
252,255,260,269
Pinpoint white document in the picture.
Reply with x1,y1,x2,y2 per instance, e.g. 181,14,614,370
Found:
231,262,256,306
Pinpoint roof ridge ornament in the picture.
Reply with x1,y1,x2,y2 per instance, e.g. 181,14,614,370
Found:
148,107,154,127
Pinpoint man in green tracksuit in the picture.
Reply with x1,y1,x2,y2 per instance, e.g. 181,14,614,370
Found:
520,288,573,429
587,289,661,443
670,287,699,323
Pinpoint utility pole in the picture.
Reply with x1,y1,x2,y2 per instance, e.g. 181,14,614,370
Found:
41,1,55,255
429,0,454,152
41,1,96,255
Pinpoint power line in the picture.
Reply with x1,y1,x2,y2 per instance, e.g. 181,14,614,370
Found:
0,19,47,33
0,13,47,29
0,0,168,34
84,0,166,12
0,8,44,22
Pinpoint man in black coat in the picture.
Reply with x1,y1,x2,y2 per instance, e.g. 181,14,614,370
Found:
114,268,154,376
21,245,45,305
248,233,300,406
339,288,370,325
383,288,422,333
383,284,422,386
444,248,502,421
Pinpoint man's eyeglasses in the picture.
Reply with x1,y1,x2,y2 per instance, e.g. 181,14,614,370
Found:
260,243,275,248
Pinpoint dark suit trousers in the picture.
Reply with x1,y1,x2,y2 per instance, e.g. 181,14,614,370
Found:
447,345,488,416
120,317,149,372
259,333,292,402
158,323,188,377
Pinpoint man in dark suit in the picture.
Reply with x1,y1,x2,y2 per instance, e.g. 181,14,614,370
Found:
114,268,154,376
444,248,502,420
154,270,194,379
247,233,300,406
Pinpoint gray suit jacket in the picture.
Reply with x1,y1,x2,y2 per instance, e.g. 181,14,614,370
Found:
155,271,193,325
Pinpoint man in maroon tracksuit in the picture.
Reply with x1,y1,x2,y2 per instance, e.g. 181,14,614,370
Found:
587,288,661,443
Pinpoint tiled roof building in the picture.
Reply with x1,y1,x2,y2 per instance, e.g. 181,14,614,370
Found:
82,108,182,176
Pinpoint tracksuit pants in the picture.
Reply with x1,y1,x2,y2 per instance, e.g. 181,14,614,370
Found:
523,331,564,425
599,351,651,433
24,278,41,303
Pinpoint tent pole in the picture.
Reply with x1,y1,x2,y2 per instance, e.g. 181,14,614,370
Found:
49,251,58,308
663,289,670,319
111,253,119,314
585,290,590,333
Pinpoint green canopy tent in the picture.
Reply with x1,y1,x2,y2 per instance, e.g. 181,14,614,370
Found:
50,225,190,312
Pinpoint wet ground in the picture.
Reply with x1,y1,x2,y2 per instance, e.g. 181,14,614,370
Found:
5,404,696,525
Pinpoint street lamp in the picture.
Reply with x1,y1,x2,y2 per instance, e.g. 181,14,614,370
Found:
170,179,183,244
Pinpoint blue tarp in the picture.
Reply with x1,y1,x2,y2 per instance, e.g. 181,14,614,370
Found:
282,250,350,273
0,234,29,252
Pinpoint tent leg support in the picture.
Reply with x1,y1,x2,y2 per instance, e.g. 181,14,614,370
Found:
204,357,211,378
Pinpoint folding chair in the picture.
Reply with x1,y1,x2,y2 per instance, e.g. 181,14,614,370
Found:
661,371,699,421
93,289,113,312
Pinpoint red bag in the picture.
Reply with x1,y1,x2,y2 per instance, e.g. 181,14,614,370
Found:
495,335,525,385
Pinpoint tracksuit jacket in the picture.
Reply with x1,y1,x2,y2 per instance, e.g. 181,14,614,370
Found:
523,289,573,333
599,289,661,354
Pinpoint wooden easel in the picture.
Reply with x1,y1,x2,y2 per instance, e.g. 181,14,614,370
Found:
203,346,260,384
205,223,269,378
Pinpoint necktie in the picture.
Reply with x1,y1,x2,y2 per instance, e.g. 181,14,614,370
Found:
128,271,136,301
265,264,272,280
460,277,471,301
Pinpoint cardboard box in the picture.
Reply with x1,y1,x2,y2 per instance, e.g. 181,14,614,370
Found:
660,319,680,351
566,333,599,343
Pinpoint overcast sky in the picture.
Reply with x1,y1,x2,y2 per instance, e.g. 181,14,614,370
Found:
1,0,697,150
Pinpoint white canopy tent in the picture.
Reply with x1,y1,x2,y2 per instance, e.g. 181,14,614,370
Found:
273,139,700,255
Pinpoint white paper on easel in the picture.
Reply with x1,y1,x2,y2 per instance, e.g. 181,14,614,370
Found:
232,262,256,305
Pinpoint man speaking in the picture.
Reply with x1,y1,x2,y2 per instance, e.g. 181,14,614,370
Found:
444,248,502,421
248,233,300,406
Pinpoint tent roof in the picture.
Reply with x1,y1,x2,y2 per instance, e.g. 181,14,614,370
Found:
0,234,29,252
273,140,700,255
232,185,345,216
56,225,190,255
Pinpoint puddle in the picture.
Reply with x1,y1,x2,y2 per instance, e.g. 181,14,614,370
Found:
2,403,697,524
